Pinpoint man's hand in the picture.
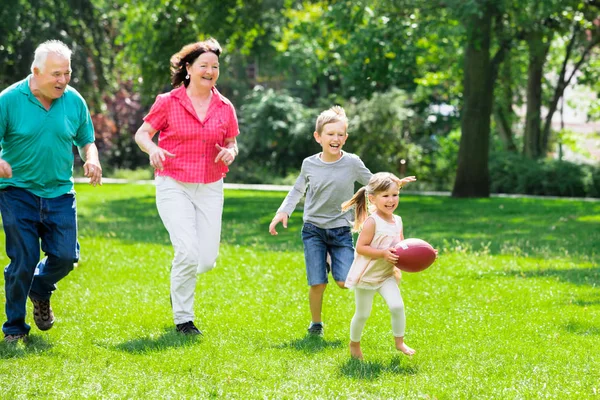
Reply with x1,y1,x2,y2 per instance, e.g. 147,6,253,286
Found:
0,159,12,178
83,161,102,186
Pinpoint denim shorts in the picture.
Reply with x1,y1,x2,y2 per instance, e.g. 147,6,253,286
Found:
301,222,355,286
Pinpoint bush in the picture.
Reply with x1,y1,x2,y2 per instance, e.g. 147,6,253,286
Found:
490,152,599,197
229,87,317,184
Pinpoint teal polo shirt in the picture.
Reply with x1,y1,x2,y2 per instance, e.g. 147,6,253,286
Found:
0,75,95,198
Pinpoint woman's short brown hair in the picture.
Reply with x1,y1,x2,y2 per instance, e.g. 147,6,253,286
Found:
170,38,222,88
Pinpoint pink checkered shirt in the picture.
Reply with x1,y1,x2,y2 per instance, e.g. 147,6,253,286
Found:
144,85,239,183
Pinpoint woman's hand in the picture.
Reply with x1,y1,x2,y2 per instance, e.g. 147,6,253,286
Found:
149,147,175,171
215,144,236,166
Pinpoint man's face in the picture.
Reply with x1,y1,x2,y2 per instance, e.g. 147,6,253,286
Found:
33,53,71,100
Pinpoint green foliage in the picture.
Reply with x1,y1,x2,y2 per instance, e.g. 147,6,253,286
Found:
345,88,460,190
115,0,289,104
489,151,599,197
345,88,414,173
228,86,316,183
0,0,112,110
275,0,423,101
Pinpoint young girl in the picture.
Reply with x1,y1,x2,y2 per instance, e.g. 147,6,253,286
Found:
342,172,416,360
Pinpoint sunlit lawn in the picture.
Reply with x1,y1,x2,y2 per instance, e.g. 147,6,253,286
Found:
0,183,598,398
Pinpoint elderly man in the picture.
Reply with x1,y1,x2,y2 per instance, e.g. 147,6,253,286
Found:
0,40,102,343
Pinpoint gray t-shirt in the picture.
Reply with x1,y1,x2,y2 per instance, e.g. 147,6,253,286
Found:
277,152,372,229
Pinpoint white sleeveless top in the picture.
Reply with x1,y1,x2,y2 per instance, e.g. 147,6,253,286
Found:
345,213,403,289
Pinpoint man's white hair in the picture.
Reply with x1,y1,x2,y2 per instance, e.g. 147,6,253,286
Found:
30,40,72,73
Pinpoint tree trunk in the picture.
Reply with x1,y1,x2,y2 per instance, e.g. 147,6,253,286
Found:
494,53,517,152
541,26,600,155
523,30,551,159
452,6,493,198
494,106,517,152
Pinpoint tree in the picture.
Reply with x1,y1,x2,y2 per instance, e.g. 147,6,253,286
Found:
452,1,496,197
516,0,600,158
0,0,112,110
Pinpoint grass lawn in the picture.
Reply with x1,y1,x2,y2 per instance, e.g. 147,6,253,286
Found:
0,183,599,399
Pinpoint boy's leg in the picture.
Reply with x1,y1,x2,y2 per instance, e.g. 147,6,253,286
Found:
328,226,354,288
309,284,326,324
302,223,328,330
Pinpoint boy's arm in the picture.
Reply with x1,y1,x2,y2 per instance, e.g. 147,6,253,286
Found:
276,171,307,216
354,156,373,185
269,168,308,235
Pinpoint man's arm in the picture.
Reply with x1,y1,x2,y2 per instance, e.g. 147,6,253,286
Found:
78,143,102,186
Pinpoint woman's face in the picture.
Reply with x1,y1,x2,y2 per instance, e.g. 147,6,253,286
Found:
187,52,219,89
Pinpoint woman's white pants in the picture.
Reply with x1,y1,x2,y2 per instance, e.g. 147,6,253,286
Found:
156,176,224,324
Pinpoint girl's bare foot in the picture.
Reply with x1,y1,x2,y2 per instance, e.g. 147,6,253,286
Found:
349,341,363,360
394,336,415,356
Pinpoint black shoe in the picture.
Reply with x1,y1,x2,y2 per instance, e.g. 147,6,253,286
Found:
4,333,28,343
307,322,324,336
30,298,54,331
176,321,202,335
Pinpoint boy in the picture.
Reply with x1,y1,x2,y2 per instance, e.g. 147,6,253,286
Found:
268,106,372,336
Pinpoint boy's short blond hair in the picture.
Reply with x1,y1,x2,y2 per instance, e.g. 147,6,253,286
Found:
315,106,348,135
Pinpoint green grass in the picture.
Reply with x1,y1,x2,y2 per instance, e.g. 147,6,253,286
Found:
0,184,599,399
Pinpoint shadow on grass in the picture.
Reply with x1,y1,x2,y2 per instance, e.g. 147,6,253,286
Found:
273,334,343,354
0,335,52,359
563,321,600,336
77,189,303,252
112,328,201,353
75,187,600,258
339,356,418,380
571,298,600,307
495,267,600,287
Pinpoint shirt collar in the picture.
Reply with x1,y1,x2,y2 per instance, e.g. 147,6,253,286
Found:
171,85,228,105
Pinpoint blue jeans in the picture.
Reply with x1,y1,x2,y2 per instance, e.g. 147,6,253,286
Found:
301,223,355,286
0,187,79,335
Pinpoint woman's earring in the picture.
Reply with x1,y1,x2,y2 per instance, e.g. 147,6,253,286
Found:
185,73,190,79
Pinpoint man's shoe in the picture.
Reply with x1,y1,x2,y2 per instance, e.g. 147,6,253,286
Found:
4,333,28,343
176,321,202,335
307,322,324,336
30,298,54,331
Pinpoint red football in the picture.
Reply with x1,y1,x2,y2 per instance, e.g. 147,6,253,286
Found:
393,238,436,272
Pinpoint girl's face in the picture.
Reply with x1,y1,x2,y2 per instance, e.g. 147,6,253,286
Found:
369,183,400,218
187,52,220,89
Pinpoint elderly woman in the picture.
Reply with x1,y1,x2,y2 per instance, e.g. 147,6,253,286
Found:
135,38,239,335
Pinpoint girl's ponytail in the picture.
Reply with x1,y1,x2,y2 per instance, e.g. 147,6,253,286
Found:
342,186,369,232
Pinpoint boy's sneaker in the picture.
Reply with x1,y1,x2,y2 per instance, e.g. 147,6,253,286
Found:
176,321,202,335
307,322,324,336
30,298,54,331
4,333,28,344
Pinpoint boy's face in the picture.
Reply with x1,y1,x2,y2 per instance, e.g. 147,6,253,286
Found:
314,121,348,161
